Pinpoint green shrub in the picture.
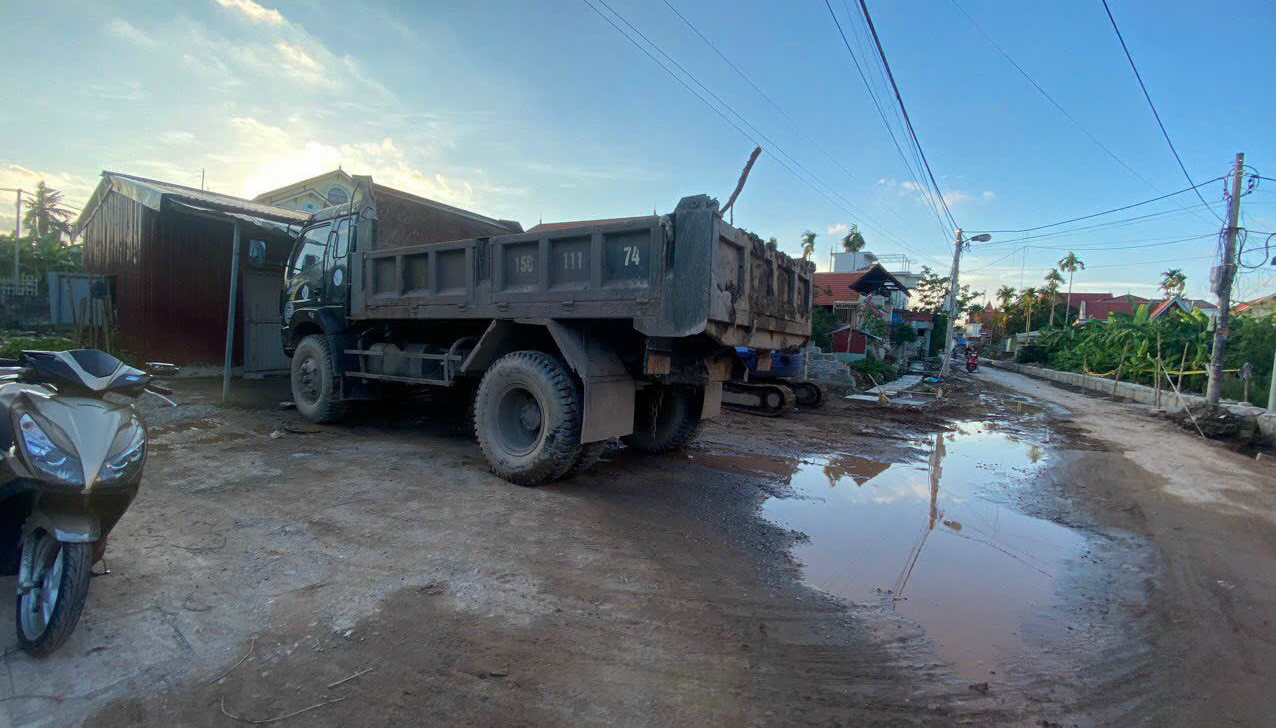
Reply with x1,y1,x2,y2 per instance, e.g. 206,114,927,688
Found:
0,335,75,359
849,354,899,384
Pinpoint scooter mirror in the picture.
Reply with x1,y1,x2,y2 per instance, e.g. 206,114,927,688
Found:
145,362,180,376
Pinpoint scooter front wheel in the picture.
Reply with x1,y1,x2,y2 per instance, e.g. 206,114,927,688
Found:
15,531,92,657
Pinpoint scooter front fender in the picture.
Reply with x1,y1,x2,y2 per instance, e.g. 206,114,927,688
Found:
23,508,100,544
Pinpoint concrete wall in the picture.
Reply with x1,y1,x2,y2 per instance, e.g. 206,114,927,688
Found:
986,360,1276,444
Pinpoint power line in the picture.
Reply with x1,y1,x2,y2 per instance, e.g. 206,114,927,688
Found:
841,0,954,243
969,252,1218,273
854,0,959,232
970,176,1224,234
578,0,946,264
821,0,954,245
655,0,936,248
1099,0,1223,223
1014,232,1216,252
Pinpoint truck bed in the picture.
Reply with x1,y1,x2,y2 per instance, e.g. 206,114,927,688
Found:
351,193,813,350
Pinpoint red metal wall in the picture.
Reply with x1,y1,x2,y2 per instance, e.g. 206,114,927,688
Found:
83,192,240,365
830,328,866,355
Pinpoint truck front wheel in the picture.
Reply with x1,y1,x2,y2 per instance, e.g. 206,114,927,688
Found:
291,334,348,424
622,385,704,454
475,351,582,486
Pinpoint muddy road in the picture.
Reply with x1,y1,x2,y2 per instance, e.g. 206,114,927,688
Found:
1,371,1272,727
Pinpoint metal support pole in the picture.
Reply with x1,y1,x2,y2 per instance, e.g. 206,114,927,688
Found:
13,190,22,281
1268,348,1276,414
222,221,242,401
1207,152,1244,404
939,229,964,378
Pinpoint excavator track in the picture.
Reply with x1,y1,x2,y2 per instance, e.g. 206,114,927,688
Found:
789,381,827,408
722,382,797,417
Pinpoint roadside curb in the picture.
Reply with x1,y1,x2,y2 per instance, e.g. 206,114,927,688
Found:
985,359,1276,445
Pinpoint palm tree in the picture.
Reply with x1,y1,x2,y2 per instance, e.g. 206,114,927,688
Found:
800,230,818,261
1043,268,1065,326
1159,268,1187,298
1020,287,1038,334
1057,252,1085,325
841,224,866,269
21,181,74,240
995,285,1016,310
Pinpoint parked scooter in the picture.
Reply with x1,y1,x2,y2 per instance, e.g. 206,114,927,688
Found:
0,350,176,656
965,348,980,373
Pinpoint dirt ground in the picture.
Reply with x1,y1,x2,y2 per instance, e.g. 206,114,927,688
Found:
1,368,1273,727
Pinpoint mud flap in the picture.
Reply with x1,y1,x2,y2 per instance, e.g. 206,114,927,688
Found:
543,321,636,443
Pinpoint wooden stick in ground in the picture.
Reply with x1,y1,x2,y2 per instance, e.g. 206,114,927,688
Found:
219,695,348,725
1155,331,1163,408
1159,358,1207,439
865,373,891,406
1111,341,1131,398
1175,344,1189,402
327,665,375,689
206,638,256,685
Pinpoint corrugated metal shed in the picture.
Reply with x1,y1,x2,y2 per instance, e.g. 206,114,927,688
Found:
75,172,302,365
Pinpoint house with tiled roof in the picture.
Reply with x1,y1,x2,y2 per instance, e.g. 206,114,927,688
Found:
1235,291,1276,318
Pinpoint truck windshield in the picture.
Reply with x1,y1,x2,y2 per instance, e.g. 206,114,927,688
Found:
288,223,330,278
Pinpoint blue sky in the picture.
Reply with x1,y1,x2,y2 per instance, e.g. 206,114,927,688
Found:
2,0,1274,302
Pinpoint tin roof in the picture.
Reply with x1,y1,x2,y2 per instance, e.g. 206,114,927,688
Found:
812,265,909,306
74,171,310,237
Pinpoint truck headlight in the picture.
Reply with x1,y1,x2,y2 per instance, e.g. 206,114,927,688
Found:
16,413,84,487
100,421,146,482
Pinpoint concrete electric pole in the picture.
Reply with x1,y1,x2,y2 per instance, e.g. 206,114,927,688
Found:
12,189,21,282
1206,152,1244,405
939,229,965,378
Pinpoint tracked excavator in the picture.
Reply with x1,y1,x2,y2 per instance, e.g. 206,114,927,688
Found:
722,348,826,417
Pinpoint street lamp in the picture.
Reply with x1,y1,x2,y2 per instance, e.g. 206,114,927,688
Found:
938,231,992,377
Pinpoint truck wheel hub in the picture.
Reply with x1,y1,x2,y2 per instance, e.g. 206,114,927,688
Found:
495,386,543,455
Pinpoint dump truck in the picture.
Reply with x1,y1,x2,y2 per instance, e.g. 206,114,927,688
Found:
281,177,813,485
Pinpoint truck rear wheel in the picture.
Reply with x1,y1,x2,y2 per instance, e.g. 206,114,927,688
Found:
291,334,348,424
475,351,582,486
622,385,704,454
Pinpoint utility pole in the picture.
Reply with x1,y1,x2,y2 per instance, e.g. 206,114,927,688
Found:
939,229,964,378
13,189,22,281
1206,152,1244,405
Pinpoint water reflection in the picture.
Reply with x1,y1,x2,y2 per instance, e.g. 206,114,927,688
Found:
762,421,1086,679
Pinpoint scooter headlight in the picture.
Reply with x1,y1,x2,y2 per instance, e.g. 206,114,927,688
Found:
100,421,146,481
16,413,84,487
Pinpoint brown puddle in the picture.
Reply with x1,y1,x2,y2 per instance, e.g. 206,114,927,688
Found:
675,451,798,478
762,420,1085,679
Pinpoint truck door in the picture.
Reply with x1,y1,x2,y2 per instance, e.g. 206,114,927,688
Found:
285,221,331,314
324,218,351,311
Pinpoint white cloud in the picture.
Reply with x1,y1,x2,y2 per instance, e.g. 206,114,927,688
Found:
0,164,98,209
826,223,849,237
87,80,145,101
104,18,158,48
213,0,284,26
274,41,331,87
159,131,197,146
524,161,658,182
878,178,993,209
217,117,501,209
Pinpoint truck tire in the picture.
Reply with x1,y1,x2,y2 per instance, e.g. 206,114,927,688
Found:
622,385,704,454
474,351,582,486
291,334,348,424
